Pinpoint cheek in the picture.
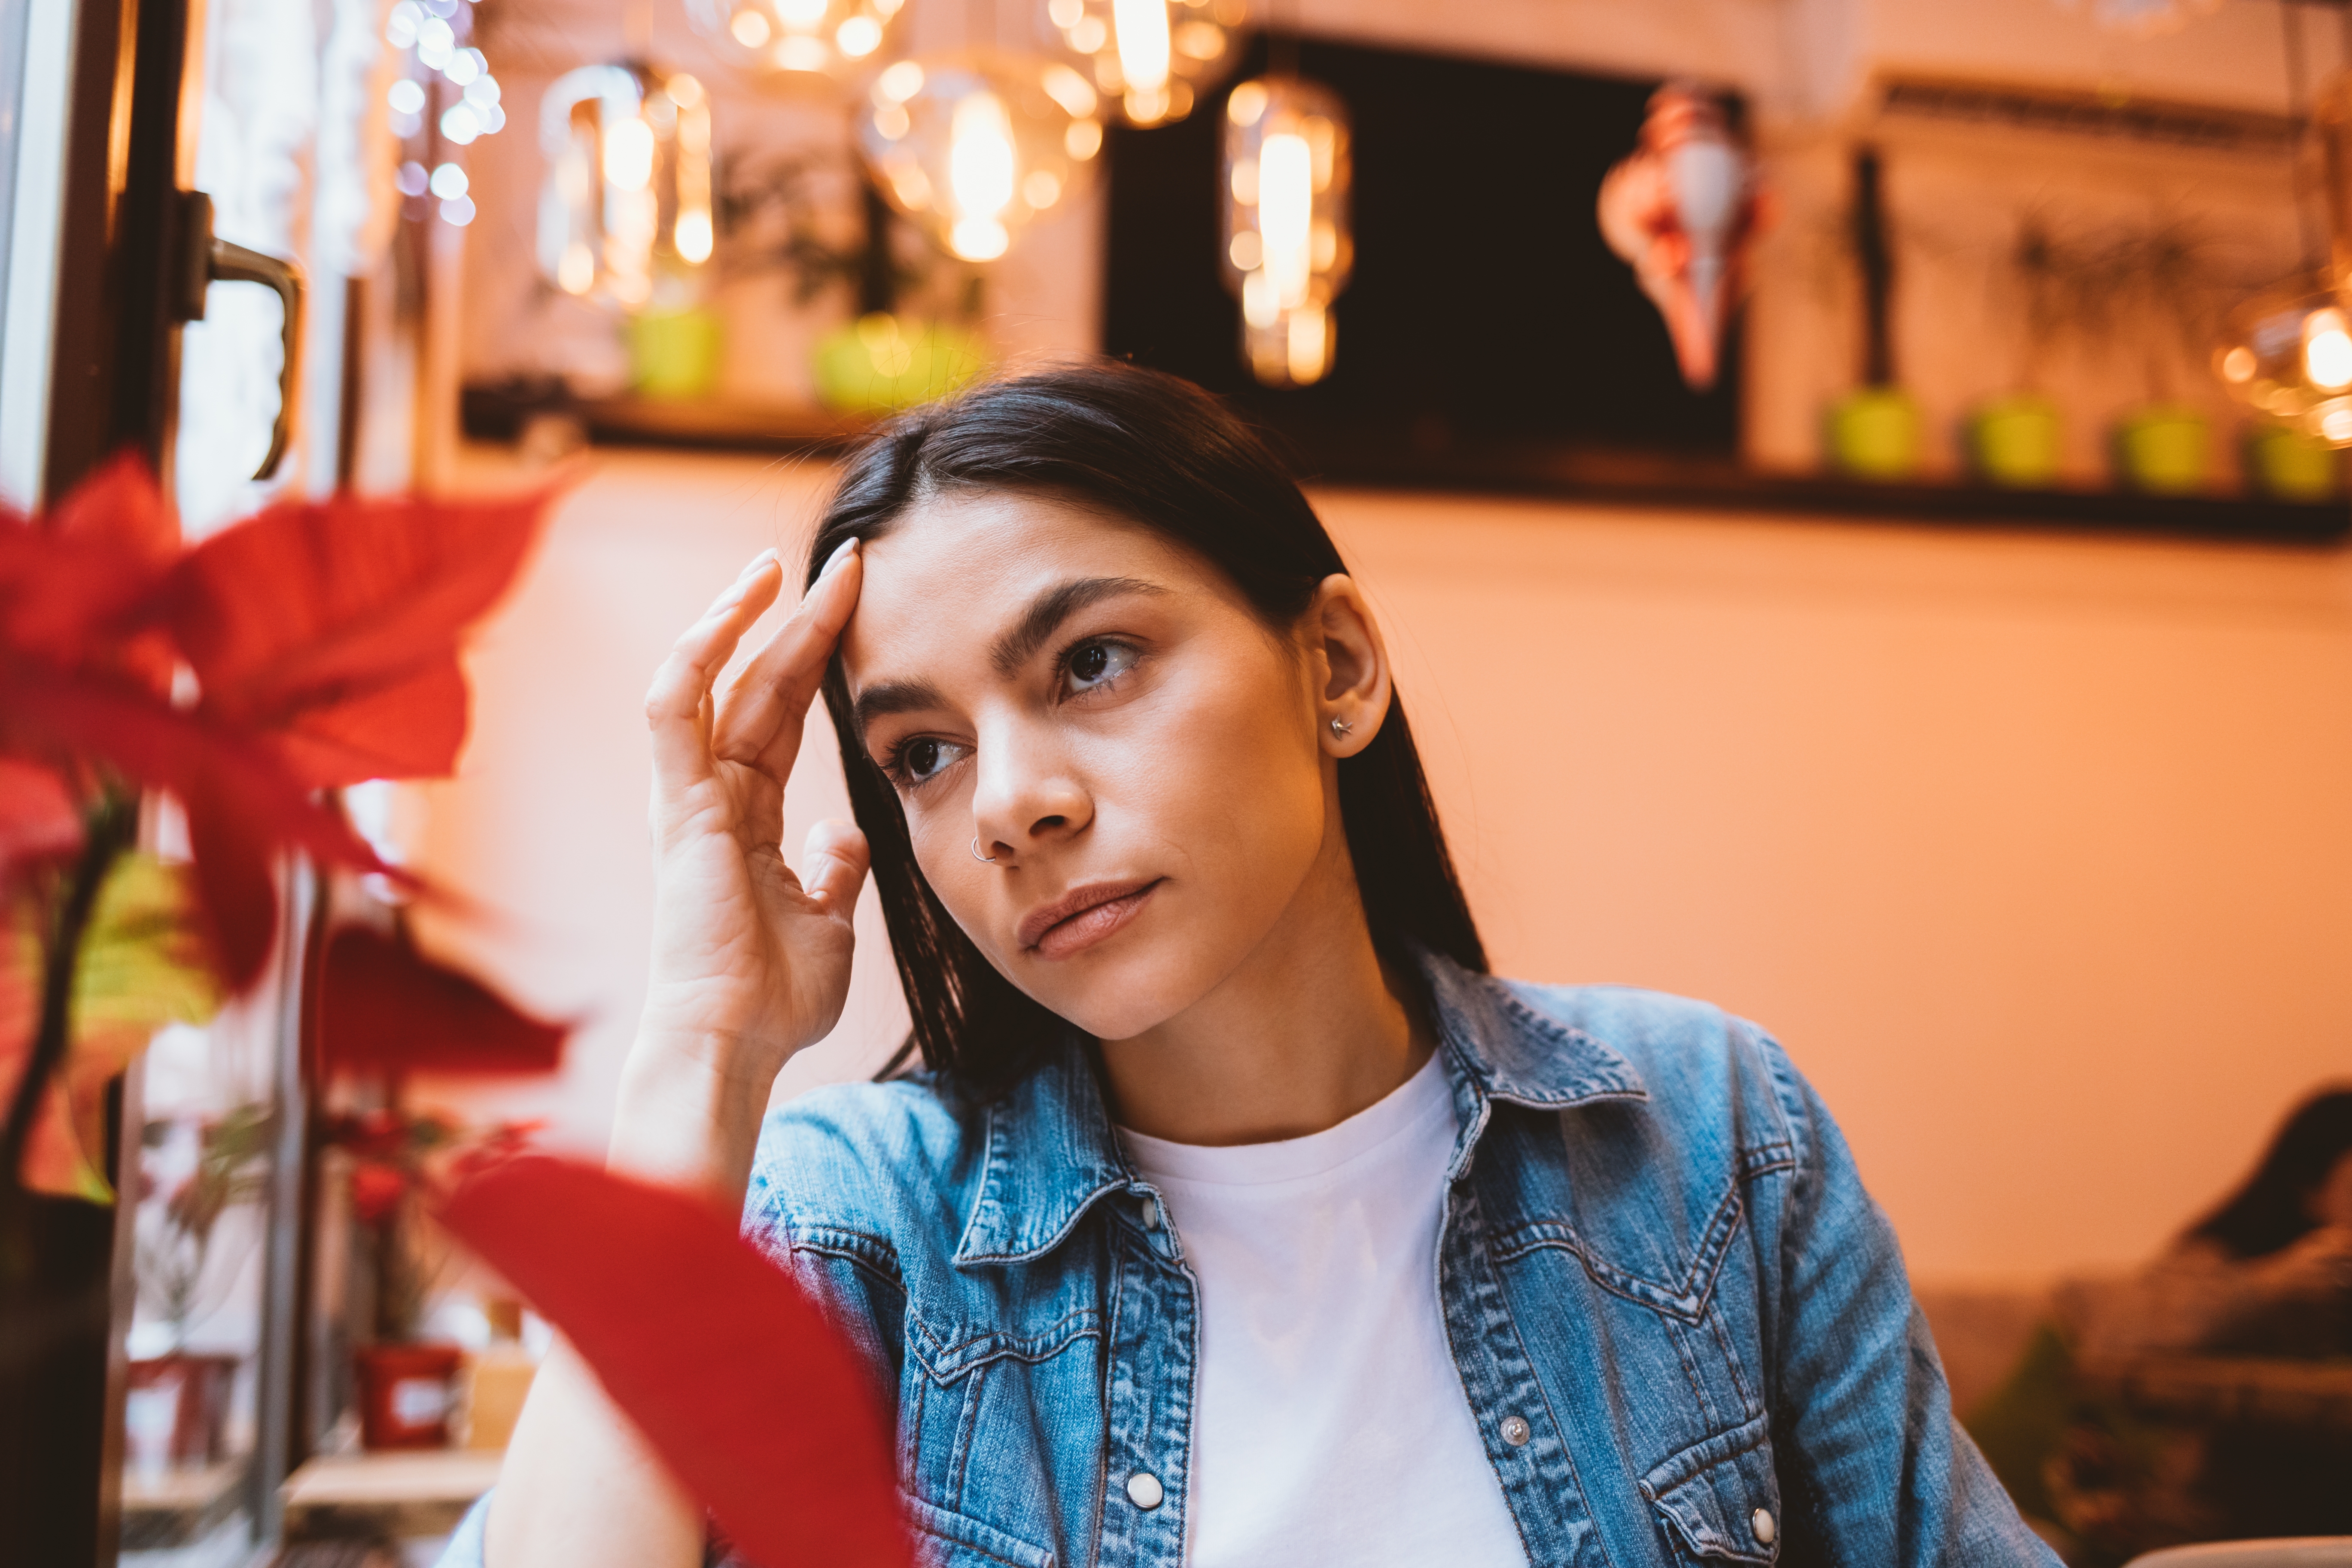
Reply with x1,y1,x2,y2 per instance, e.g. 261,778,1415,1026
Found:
1114,666,1324,869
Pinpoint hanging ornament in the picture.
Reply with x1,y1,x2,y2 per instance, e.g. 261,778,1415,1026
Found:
684,0,905,82
1043,0,1246,128
857,54,1102,262
1219,74,1351,387
537,65,715,311
1596,83,1764,392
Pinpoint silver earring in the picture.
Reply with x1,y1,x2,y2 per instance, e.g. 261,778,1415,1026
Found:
971,837,999,864
1330,717,1353,736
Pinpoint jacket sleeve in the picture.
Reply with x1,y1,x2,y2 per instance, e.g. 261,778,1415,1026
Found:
1758,1037,2060,1568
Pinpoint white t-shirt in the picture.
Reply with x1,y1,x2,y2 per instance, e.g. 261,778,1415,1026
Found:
1120,1052,1530,1568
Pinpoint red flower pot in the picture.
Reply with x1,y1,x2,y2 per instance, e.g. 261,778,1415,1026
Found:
125,1353,240,1468
355,1342,464,1449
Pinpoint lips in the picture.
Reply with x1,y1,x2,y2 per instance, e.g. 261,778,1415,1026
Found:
1018,878,1163,959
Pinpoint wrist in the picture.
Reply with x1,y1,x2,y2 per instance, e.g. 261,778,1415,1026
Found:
606,1029,773,1205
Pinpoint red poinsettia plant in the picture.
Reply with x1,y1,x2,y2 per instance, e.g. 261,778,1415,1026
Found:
3,454,911,1562
0,455,556,1205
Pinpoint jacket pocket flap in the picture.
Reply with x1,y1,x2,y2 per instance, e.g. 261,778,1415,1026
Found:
907,1496,1056,1568
1640,1412,1780,1565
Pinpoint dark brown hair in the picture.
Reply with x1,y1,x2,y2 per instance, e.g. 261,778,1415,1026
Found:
2187,1087,2352,1259
806,359,1485,1098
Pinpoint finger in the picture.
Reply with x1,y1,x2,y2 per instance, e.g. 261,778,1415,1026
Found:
712,539,862,778
645,553,785,801
800,818,871,919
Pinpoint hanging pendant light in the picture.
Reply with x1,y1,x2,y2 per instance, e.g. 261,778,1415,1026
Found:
1219,74,1351,387
2214,70,2352,445
684,0,905,82
1044,0,1245,128
856,53,1102,262
537,65,715,311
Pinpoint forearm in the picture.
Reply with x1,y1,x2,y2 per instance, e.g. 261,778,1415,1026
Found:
484,1343,704,1568
482,1031,777,1568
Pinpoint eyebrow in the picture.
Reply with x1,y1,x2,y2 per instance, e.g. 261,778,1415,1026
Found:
848,576,1169,739
850,678,950,739
989,576,1168,677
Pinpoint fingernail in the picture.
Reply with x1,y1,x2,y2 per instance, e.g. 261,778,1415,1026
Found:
736,548,780,581
818,536,859,580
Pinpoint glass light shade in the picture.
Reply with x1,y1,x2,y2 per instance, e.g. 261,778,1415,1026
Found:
857,53,1101,262
1042,0,1245,127
537,65,715,311
684,0,904,82
1219,74,1352,387
2213,271,2352,446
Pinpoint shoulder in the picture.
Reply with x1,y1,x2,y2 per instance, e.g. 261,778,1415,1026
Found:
1483,975,1813,1166
743,1075,986,1267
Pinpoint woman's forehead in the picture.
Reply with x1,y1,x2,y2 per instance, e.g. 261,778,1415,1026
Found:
838,491,1209,677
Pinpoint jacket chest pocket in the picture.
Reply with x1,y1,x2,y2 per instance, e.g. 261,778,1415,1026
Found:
1640,1412,1782,1565
909,1496,1057,1568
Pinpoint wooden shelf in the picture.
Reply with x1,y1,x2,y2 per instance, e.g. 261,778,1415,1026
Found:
280,1450,503,1542
460,385,2352,547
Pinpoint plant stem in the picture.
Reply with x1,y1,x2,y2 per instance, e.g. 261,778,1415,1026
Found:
0,790,137,1198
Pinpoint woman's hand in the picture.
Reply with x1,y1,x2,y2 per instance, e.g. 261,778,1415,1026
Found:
487,543,869,1568
613,540,870,1200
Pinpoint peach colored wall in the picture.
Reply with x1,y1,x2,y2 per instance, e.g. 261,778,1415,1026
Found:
416,448,2352,1284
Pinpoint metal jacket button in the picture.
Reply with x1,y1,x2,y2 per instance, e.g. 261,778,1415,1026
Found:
1498,1415,1531,1447
1126,1471,1164,1510
1752,1508,1776,1545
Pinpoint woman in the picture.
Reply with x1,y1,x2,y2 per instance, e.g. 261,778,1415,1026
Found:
2076,1087,2352,1360
452,363,2051,1567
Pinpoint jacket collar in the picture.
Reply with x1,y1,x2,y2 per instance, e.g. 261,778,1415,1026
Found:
951,951,1648,1267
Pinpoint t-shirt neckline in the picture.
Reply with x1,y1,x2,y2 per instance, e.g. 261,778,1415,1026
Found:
1118,1049,1453,1188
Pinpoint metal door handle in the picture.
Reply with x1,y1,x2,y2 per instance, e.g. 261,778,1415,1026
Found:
172,190,306,481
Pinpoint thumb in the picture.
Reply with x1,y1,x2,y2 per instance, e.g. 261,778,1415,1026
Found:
801,818,871,919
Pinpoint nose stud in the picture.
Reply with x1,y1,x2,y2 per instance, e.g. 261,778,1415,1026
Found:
971,837,999,864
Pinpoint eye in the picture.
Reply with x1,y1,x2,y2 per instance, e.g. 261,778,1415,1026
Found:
1062,638,1138,696
892,735,970,785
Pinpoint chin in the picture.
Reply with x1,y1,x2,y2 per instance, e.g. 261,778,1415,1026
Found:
1008,935,1225,1043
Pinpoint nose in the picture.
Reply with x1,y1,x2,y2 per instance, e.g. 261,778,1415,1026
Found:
969,709,1092,862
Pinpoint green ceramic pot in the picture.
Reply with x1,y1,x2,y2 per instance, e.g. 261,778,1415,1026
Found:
2111,404,2209,494
627,308,724,400
1966,395,2061,488
1826,387,1921,480
813,314,988,414
2245,424,2340,500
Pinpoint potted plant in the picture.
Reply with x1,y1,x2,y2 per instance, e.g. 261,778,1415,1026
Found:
125,1105,271,1472
715,156,987,414
1988,213,2233,493
1966,216,2080,488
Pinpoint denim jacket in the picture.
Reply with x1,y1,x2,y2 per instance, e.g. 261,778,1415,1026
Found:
442,955,2054,1568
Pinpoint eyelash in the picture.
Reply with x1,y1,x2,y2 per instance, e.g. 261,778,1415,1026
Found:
878,635,1142,792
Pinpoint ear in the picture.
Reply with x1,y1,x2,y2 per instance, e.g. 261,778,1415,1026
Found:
1305,574,1392,759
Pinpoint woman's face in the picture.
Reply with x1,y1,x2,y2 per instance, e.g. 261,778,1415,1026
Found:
837,488,1384,1042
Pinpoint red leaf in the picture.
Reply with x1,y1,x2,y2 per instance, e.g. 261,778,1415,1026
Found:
0,454,180,681
268,659,468,787
0,665,389,987
436,1158,911,1568
0,758,83,871
166,489,551,786
321,926,567,1078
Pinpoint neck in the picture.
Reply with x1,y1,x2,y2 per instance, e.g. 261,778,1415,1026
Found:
1095,822,1433,1146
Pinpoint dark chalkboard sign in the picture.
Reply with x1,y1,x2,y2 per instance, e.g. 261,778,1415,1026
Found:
1101,34,1744,468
